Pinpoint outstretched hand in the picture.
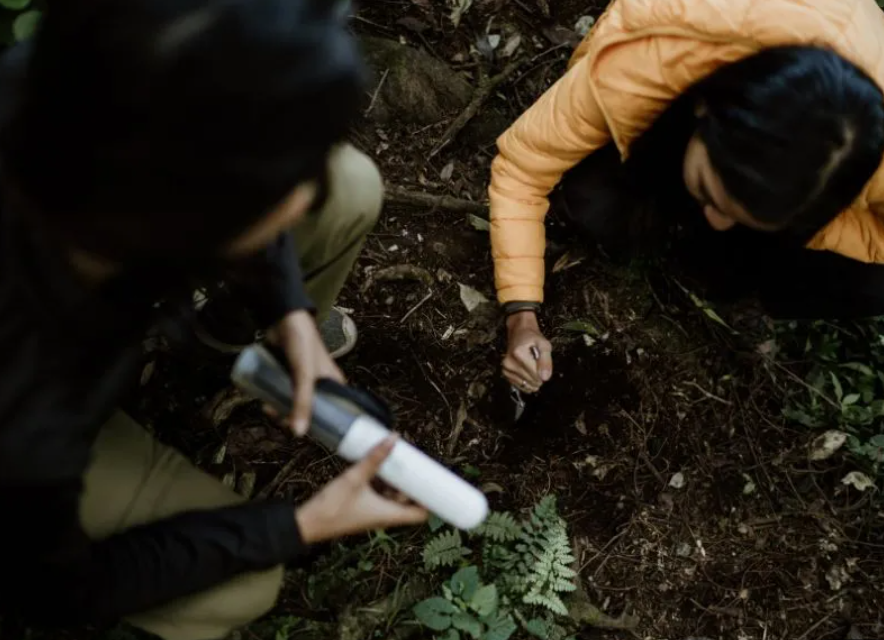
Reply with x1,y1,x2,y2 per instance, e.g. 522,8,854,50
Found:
295,436,429,544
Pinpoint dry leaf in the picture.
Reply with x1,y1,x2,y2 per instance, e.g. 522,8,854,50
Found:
449,0,473,27
140,361,155,386
502,33,522,58
440,161,455,181
468,214,490,232
552,251,585,273
809,430,848,461
458,283,489,312
841,471,875,492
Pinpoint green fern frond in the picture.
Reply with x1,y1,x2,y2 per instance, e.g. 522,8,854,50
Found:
475,512,522,542
523,591,569,616
423,530,470,571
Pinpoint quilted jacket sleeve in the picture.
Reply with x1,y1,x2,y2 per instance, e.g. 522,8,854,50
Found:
489,53,611,304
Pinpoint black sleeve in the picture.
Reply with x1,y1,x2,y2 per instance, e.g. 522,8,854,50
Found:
226,230,314,328
0,483,309,626
0,314,312,627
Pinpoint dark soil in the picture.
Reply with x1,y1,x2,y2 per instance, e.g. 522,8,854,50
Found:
10,2,883,640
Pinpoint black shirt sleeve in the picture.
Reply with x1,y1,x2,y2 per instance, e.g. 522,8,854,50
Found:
0,301,312,627
0,483,306,626
226,230,314,328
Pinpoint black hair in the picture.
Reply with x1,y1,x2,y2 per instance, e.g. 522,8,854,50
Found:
560,46,884,252
0,0,364,263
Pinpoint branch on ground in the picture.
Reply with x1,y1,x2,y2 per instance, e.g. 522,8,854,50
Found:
386,185,488,215
430,58,524,158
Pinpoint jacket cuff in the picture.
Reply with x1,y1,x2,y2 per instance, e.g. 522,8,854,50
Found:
502,301,541,316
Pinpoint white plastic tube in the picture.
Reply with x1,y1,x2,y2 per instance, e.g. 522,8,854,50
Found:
337,416,489,530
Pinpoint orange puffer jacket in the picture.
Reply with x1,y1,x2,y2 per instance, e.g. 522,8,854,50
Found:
489,0,884,304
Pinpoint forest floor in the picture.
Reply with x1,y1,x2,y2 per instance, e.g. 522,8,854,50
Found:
9,1,884,640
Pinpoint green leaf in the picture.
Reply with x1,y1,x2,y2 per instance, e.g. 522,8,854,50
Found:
0,0,30,10
12,9,39,41
423,530,471,571
413,597,458,631
428,513,446,532
484,613,517,640
830,372,844,402
437,630,460,640
869,434,884,448
843,393,861,407
469,584,498,617
450,566,480,600
475,512,522,542
522,617,549,639
451,612,483,639
561,320,600,336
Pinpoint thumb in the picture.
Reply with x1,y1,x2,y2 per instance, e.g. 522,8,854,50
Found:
291,366,315,436
348,435,397,484
537,345,553,382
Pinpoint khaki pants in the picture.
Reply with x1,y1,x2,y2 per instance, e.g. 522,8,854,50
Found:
80,145,382,640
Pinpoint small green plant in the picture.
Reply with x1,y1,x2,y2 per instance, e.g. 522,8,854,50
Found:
776,318,884,476
415,496,578,640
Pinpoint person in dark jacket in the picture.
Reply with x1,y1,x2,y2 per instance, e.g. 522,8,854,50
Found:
0,1,425,639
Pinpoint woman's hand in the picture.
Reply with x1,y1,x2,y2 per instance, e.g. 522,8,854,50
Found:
503,311,553,393
295,436,429,544
271,309,345,436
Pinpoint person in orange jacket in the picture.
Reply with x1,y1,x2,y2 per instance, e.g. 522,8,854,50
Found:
490,0,884,394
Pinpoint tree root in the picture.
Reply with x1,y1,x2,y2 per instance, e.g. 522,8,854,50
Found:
430,58,524,158
360,264,435,294
386,185,488,215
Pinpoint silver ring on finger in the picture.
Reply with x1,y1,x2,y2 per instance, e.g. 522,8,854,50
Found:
521,379,529,388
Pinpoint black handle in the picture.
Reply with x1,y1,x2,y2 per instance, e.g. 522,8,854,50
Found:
315,377,393,428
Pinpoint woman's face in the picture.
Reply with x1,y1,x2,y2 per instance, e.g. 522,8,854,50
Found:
682,134,781,233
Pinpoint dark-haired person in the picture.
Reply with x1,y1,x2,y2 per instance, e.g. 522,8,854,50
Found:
0,2,426,640
491,0,884,394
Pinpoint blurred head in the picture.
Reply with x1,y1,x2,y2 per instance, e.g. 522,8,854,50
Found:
0,0,364,265
681,46,884,237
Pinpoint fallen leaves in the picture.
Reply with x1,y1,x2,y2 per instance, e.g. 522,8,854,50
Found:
458,283,489,312
808,430,848,461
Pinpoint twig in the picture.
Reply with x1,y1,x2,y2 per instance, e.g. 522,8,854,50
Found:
797,614,833,640
684,380,733,406
400,289,433,324
446,400,468,457
256,455,302,500
429,58,524,158
364,68,389,116
386,185,488,214
765,356,841,410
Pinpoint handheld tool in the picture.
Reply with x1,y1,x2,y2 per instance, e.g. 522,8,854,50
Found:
231,344,489,530
510,345,541,421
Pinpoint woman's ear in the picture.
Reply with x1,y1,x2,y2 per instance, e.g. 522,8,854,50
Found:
694,100,708,118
